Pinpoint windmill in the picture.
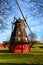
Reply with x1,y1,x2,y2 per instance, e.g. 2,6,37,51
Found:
9,0,32,53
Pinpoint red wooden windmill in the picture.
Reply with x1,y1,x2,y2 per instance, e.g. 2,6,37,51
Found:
9,18,30,53
9,0,32,53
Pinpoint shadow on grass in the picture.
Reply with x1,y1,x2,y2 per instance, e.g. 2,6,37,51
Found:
0,63,29,65
0,50,9,53
0,63,41,65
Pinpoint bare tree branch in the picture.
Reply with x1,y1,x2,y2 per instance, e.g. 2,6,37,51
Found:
0,0,43,31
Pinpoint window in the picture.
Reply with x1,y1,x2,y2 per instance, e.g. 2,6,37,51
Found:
25,37,28,42
23,37,28,42
18,37,21,41
25,37,27,41
18,31,21,35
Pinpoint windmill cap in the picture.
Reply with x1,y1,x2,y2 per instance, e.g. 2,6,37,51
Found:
17,18,24,22
12,18,24,25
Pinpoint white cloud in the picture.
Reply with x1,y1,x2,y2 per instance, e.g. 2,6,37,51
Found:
31,25,43,32
37,29,40,32
31,28,35,31
31,27,41,32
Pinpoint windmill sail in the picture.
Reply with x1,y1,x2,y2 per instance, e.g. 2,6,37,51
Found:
15,0,32,33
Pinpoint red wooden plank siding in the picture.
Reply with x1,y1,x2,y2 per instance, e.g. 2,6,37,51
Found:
12,43,30,53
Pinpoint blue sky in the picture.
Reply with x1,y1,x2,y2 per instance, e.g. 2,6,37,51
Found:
0,0,43,43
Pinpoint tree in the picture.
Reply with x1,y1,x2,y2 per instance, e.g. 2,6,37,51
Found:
28,33,37,47
22,0,43,16
0,0,43,31
40,35,43,43
29,33,37,41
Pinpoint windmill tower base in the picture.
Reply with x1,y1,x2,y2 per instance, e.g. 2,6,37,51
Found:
9,42,30,53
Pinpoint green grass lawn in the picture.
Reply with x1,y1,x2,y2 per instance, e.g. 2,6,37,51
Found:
0,52,43,64
0,48,43,64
